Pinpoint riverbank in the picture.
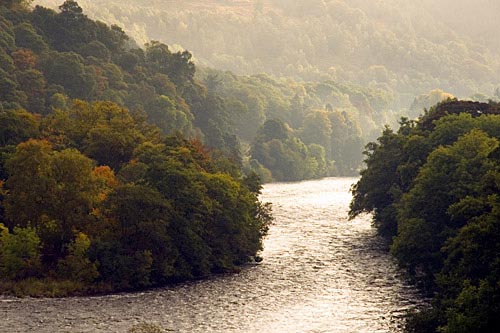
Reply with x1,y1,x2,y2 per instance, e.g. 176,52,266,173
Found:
0,278,110,298
0,178,423,332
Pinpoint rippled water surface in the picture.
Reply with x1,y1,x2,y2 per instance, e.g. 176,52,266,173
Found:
0,178,423,332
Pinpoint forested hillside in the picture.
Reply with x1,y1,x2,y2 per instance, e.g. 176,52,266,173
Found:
0,0,273,296
350,100,500,332
34,0,500,111
196,68,391,178
3,0,388,186
33,0,500,179
5,1,500,330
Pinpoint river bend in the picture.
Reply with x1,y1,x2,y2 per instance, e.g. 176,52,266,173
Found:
0,177,423,332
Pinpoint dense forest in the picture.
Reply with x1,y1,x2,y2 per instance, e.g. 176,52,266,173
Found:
0,0,274,296
2,0,388,183
34,0,500,112
34,0,500,180
5,0,500,330
350,100,500,332
196,68,386,178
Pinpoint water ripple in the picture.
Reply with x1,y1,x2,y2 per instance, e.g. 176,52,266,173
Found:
0,178,423,332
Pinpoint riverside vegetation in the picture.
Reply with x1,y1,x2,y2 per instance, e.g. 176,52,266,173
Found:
3,1,500,332
0,0,273,296
351,99,500,332
32,1,429,180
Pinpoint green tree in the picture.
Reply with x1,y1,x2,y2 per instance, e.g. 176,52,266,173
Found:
57,232,99,283
0,16,15,53
0,68,20,103
4,140,108,261
13,22,49,53
145,41,195,93
350,127,408,237
3,139,52,228
0,50,15,72
300,110,332,154
145,95,193,136
256,118,289,141
16,69,47,114
0,109,40,146
392,130,498,285
40,51,95,99
0,224,41,280
102,184,176,285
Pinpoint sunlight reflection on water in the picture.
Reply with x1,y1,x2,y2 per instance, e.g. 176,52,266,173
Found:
0,177,423,333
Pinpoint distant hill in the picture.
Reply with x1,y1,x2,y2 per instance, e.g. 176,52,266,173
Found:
33,0,500,111
420,0,500,53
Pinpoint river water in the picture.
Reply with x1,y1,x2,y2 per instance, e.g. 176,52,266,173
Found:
0,177,423,333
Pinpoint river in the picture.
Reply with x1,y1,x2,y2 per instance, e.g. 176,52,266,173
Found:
0,177,423,332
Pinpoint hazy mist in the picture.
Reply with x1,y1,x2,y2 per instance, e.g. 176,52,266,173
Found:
32,0,500,111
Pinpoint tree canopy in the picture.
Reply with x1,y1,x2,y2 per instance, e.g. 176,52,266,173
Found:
0,1,272,296
350,99,500,332
35,0,500,113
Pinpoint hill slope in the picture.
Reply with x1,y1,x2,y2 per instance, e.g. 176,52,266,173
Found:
33,0,500,109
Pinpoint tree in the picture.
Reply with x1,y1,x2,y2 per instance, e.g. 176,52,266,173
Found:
145,95,193,136
13,23,48,54
145,41,195,93
59,1,83,19
256,118,289,141
40,51,95,99
0,109,40,146
11,48,37,70
79,40,110,61
88,101,145,163
438,211,500,332
0,224,41,280
350,127,408,237
0,50,15,72
1,0,33,10
392,130,498,285
3,139,53,228
16,69,47,113
4,140,109,261
300,110,332,156
57,232,99,283
0,69,19,103
101,184,176,285
0,17,15,53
